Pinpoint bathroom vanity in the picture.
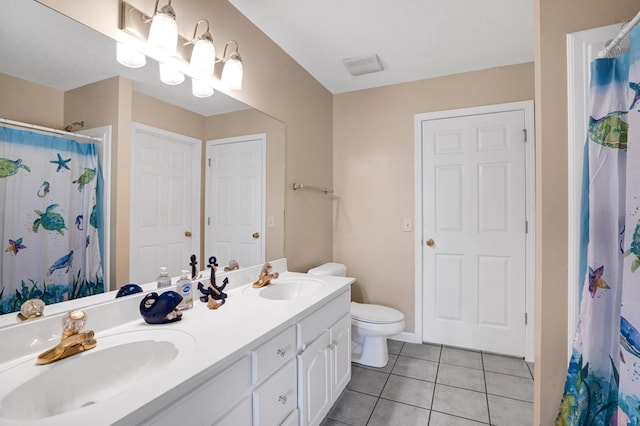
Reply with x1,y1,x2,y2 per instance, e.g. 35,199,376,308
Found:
0,259,354,426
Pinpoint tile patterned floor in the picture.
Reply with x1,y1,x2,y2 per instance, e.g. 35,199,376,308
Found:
322,341,534,426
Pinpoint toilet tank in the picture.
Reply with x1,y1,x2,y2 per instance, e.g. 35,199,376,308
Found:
307,262,347,277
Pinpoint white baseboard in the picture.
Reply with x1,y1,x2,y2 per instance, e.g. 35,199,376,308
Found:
390,331,421,344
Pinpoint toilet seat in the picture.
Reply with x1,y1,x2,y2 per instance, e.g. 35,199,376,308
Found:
351,302,404,324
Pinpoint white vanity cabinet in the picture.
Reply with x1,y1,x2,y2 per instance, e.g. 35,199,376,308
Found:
131,287,351,426
297,290,351,426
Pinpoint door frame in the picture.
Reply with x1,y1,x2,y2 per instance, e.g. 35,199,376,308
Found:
413,101,536,361
130,122,201,282
204,133,266,264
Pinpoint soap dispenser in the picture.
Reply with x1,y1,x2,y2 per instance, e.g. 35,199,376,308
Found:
175,270,193,310
157,267,171,289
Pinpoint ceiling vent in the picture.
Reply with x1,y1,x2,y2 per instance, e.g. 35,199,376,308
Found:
343,54,384,76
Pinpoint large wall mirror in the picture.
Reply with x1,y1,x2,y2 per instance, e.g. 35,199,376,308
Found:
0,0,285,325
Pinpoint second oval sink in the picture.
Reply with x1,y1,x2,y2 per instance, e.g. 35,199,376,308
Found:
243,277,327,300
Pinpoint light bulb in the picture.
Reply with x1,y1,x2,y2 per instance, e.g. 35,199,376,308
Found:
192,79,214,98
159,62,184,85
221,55,243,90
148,12,178,53
116,42,146,68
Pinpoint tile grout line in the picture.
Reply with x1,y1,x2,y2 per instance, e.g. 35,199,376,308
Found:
481,351,492,426
426,344,442,425
363,342,403,425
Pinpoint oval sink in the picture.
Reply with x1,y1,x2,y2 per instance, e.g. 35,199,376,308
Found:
0,328,195,421
243,277,327,300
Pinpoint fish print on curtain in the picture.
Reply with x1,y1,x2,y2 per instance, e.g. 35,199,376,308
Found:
0,126,104,314
557,27,640,425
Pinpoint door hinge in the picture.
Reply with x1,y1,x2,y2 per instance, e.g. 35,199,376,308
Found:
523,128,527,142
208,158,211,167
207,217,210,226
525,220,528,234
525,312,528,325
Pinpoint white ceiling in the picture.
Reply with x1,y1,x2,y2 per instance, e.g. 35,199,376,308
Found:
229,0,535,94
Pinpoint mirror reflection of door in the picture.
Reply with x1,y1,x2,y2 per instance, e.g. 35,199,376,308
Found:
130,123,201,284
206,134,266,268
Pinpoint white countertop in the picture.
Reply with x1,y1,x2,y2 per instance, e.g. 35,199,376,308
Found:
0,260,354,425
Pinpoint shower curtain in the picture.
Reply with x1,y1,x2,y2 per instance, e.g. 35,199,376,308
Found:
0,126,104,314
557,27,640,425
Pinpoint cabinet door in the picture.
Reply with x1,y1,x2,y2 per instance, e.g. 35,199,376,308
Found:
215,396,252,426
297,330,331,426
330,313,352,402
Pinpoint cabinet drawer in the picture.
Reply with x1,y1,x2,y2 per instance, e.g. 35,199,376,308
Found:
298,290,350,347
252,325,296,383
253,359,297,426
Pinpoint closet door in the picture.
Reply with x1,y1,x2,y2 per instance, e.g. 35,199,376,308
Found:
130,123,201,283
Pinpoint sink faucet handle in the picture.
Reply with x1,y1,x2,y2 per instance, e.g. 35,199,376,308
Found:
62,310,87,338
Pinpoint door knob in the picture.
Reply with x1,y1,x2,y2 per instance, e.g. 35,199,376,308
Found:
184,231,192,237
425,238,435,247
252,232,260,239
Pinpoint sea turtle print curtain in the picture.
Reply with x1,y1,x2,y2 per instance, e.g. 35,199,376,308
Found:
557,27,640,425
0,126,104,314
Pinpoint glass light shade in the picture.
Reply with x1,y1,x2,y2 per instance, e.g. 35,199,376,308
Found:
190,39,216,75
116,42,146,68
159,62,184,85
221,57,243,90
148,12,178,53
192,79,214,98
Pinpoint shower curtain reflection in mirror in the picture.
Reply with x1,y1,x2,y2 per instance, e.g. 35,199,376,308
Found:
0,126,104,314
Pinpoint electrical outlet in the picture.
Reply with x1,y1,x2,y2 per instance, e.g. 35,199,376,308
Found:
403,218,412,232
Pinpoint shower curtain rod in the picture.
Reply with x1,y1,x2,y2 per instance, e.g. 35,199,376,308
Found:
598,10,640,58
0,117,101,143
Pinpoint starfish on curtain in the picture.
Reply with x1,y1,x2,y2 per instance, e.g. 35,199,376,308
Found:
49,153,71,172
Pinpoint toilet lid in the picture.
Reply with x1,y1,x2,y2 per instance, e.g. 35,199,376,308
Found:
351,302,404,324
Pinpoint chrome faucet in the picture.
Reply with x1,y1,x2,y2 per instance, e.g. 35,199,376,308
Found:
36,310,96,365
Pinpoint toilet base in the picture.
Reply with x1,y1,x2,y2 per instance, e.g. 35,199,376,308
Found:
351,335,390,368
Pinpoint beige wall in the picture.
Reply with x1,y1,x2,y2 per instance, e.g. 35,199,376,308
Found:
534,1,639,424
205,109,286,263
0,73,63,128
39,0,335,273
65,76,131,289
333,63,534,334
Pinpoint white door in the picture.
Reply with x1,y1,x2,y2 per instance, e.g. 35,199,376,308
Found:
421,109,527,357
130,123,200,284
206,134,265,268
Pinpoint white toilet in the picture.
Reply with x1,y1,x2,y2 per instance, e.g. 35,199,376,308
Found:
307,263,405,368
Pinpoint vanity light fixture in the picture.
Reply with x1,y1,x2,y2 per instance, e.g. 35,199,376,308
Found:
220,40,243,90
188,19,216,98
147,0,178,54
118,0,244,94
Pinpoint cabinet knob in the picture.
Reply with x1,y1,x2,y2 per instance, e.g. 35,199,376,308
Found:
278,395,287,405
276,348,286,357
